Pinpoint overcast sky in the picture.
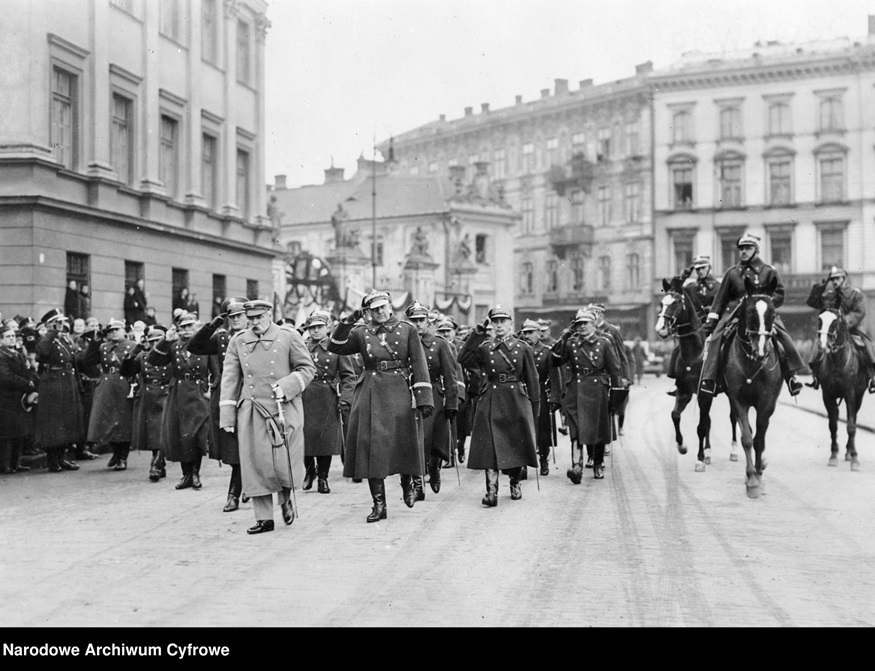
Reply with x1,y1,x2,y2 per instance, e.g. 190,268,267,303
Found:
263,0,872,188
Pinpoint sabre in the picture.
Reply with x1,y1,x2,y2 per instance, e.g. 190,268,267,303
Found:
275,395,299,520
447,418,460,485
549,407,557,465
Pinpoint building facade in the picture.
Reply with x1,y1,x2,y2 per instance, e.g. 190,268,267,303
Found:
0,0,275,324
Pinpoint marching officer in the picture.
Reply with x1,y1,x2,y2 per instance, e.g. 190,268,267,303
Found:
552,308,622,481
186,297,249,511
120,324,173,482
327,291,434,523
700,233,805,397
147,312,211,490
805,266,875,393
81,318,136,471
435,317,467,468
406,302,459,498
453,325,480,465
301,310,356,494
519,318,561,475
458,305,539,506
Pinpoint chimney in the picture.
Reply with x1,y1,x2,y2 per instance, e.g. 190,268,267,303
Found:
515,94,523,104
274,174,287,190
540,88,550,98
324,166,345,184
464,106,473,116
439,113,446,122
554,78,568,95
869,14,875,35
579,78,593,88
481,103,490,113
635,61,653,75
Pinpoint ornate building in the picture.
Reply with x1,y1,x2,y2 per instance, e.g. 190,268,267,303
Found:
0,0,275,323
378,66,655,339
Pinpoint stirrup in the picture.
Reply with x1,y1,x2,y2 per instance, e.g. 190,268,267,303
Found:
787,377,803,396
869,378,875,394
805,377,819,390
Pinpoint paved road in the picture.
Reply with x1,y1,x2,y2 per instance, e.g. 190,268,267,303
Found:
2,374,874,627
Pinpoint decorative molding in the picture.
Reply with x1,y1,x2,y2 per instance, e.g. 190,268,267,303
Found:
223,0,240,19
47,33,89,60
159,88,187,108
201,109,225,126
255,12,271,42
236,126,256,142
109,63,143,85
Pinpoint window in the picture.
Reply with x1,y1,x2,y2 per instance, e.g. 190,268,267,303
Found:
202,0,218,64
546,260,559,293
160,0,181,42
626,121,639,157
598,185,611,226
571,256,584,292
492,149,506,179
768,102,791,136
598,255,611,292
521,142,534,173
624,182,641,223
371,238,384,266
719,106,742,140
545,192,558,230
172,268,189,300
672,234,693,274
236,148,251,219
159,115,179,196
111,94,133,185
769,229,793,274
626,253,640,290
202,134,218,210
768,157,792,205
571,131,585,157
246,279,259,301
671,164,694,210
428,161,438,173
521,195,534,234
125,261,144,288
546,137,559,166
819,226,845,271
719,232,742,274
819,96,843,132
51,67,78,169
597,128,610,162
819,153,845,203
571,189,584,223
672,110,692,143
67,252,90,292
237,21,251,85
718,159,743,208
521,262,534,294
213,274,226,307
475,234,487,264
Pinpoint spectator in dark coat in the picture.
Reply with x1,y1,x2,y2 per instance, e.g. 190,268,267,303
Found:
64,280,80,321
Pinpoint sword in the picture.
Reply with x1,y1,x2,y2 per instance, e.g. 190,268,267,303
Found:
447,418,460,485
549,406,557,465
275,395,299,520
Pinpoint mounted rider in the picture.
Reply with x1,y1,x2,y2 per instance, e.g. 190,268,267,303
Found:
805,266,875,394
699,233,804,397
667,254,720,396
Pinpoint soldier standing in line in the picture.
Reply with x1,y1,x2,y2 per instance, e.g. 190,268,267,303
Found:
186,297,249,511
435,318,467,469
453,324,480,466
147,312,211,490
406,302,458,498
327,291,434,523
301,310,355,494
120,324,173,482
219,300,316,535
519,319,561,476
34,310,85,473
458,306,539,507
553,309,623,481
587,303,631,447
81,318,136,471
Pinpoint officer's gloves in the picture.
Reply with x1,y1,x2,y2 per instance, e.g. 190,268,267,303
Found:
702,318,717,336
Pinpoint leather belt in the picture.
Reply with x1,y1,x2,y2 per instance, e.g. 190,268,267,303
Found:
47,364,73,371
182,373,204,381
365,360,407,372
313,375,334,383
106,366,119,374
488,374,518,383
577,369,605,377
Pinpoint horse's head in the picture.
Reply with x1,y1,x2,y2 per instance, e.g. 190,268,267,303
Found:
741,276,777,359
817,307,844,353
655,276,687,338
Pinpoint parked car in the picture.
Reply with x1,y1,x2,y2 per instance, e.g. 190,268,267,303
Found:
625,340,666,377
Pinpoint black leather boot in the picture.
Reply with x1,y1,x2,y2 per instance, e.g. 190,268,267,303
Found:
539,449,550,476
585,445,594,469
223,466,241,512
428,455,441,494
149,451,162,482
457,440,466,464
509,468,522,500
247,520,275,535
175,462,193,490
317,456,331,494
302,456,316,491
566,442,583,484
113,443,129,471
413,475,425,501
593,444,605,479
367,478,387,522
518,465,528,481
59,447,79,471
482,469,498,507
47,447,62,473
805,359,821,389
400,474,416,508
191,456,202,489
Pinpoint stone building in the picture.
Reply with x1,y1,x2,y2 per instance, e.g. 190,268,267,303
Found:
0,0,275,324
268,156,519,326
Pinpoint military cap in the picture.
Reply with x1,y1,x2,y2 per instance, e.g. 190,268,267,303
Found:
572,308,596,324
223,297,248,317
305,310,331,328
692,255,711,268
243,299,272,317
828,266,847,280
40,309,67,325
106,318,126,331
1,322,17,337
586,303,606,314
520,319,540,332
361,291,375,310
146,325,168,341
537,318,552,331
736,232,760,249
177,312,198,327
436,319,455,333
487,305,512,321
405,300,429,319
366,291,391,310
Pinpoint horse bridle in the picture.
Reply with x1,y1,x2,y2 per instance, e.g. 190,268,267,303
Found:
742,293,776,341
658,291,696,337
818,308,845,354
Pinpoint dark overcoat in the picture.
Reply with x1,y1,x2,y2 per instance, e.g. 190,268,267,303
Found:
419,332,459,460
83,338,136,443
34,331,85,448
529,339,561,449
327,316,434,479
302,337,356,457
0,346,37,440
120,349,172,452
807,281,875,360
458,332,539,471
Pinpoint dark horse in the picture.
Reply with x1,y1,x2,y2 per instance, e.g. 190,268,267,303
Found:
815,305,867,470
723,277,783,498
655,276,738,470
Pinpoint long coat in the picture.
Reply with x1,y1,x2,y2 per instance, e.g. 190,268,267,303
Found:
807,280,875,360
83,338,136,444
327,316,434,479
458,332,539,471
0,345,37,440
552,333,621,445
529,339,561,449
302,337,356,457
147,338,211,462
219,323,316,497
186,322,240,464
34,331,85,448
419,332,459,461
120,349,173,452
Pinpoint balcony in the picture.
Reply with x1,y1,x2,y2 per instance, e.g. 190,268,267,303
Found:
549,223,593,258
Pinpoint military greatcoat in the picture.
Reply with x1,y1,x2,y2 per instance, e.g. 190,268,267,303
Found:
458,332,539,471
83,337,136,444
0,345,37,440
34,331,85,448
806,280,875,361
120,349,172,452
219,323,316,497
147,338,210,462
419,332,459,461
302,337,356,457
327,315,434,479
529,339,561,449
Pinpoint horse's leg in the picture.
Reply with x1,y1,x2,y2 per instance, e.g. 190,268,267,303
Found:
752,409,771,498
733,403,759,497
696,391,713,471
825,390,840,467
729,405,739,461
848,390,862,472
672,395,692,455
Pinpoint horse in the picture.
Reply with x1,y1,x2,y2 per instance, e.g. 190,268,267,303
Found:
815,305,867,470
655,276,738,470
723,277,783,498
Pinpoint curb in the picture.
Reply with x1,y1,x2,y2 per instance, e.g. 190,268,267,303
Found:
779,399,875,434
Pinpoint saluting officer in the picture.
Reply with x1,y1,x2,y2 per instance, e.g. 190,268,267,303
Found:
519,319,561,476
301,310,356,494
406,302,459,497
553,309,622,481
327,291,434,523
458,306,539,506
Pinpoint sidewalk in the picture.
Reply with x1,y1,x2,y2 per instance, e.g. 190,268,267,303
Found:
779,374,875,433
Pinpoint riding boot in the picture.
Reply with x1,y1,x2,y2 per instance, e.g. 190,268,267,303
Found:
428,454,441,493
509,468,523,500
59,446,79,471
400,474,416,508
191,455,203,489
366,478,387,522
155,450,167,479
457,439,466,464
223,465,242,512
539,448,550,476
47,447,62,473
302,456,316,491
112,442,129,471
566,441,583,484
806,358,821,389
585,444,594,469
317,456,331,493
175,461,193,490
148,451,162,482
413,475,425,501
593,444,606,479
518,465,528,481
481,469,499,507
